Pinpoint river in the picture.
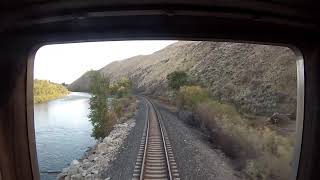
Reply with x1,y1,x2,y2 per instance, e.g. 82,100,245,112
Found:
34,92,96,180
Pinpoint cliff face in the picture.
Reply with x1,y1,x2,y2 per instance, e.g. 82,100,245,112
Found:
69,41,297,116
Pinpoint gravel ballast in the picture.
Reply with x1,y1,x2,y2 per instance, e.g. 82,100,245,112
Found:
155,102,243,180
104,98,242,180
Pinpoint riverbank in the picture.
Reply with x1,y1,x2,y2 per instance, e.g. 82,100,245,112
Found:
57,118,136,180
57,97,139,180
34,79,69,104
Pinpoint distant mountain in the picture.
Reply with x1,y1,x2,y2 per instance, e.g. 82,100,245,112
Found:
68,71,95,92
69,41,296,116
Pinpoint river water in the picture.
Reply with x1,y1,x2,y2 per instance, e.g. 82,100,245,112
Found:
34,92,96,180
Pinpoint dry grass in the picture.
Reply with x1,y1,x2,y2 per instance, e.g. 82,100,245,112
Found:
176,85,295,180
111,96,138,123
177,85,209,109
104,111,118,134
195,101,295,180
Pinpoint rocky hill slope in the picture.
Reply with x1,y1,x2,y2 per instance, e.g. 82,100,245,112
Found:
69,41,297,116
69,71,95,92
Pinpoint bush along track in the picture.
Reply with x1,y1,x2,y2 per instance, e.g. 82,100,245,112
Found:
166,71,296,180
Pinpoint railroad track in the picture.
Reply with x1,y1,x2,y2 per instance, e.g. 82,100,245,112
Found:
132,97,180,180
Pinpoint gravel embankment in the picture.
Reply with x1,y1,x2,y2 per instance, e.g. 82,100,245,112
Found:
154,102,243,180
101,97,147,179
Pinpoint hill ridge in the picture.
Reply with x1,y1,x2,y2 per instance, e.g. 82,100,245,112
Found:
69,41,296,116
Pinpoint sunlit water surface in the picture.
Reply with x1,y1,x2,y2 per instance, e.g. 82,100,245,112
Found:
35,92,96,180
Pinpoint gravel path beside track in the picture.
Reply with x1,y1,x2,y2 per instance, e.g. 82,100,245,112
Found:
102,97,147,179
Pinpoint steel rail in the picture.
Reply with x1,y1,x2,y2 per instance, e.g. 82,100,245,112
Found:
139,101,150,180
147,98,173,180
132,97,180,180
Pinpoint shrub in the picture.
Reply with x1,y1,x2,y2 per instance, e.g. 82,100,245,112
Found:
91,110,118,139
125,100,138,119
177,85,209,109
110,96,138,123
244,129,294,180
194,100,295,180
113,101,124,118
110,76,132,98
195,101,248,158
88,71,110,139
88,73,136,139
118,97,131,108
104,111,118,134
167,71,189,90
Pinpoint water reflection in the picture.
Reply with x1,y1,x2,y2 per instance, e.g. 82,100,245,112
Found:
34,92,96,180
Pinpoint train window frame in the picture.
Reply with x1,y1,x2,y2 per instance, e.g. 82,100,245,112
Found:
1,3,319,179
293,49,305,180
25,41,305,180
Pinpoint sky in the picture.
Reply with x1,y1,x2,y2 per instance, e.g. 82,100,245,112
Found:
34,40,177,84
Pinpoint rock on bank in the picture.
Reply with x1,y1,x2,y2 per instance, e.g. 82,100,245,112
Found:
57,119,136,180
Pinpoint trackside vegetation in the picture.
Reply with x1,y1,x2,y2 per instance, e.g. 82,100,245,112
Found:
88,71,137,139
88,72,110,139
166,71,189,90
34,79,69,103
109,77,132,98
167,71,295,180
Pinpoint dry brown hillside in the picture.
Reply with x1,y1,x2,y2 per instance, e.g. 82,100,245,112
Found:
69,41,297,116
68,71,94,92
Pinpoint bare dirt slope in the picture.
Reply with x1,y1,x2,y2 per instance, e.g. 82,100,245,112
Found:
69,41,297,116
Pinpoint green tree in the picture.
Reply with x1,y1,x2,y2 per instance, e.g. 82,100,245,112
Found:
117,77,131,88
88,71,110,139
166,71,189,90
110,76,132,98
